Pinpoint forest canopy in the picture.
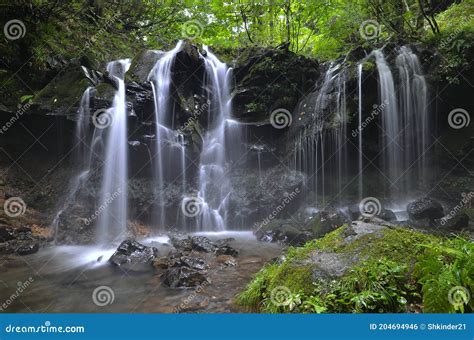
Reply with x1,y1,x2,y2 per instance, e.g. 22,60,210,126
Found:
1,0,473,64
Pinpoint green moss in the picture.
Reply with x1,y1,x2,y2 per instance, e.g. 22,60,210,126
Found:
237,225,473,313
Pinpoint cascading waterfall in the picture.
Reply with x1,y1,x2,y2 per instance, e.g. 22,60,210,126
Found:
372,50,400,195
53,87,94,241
292,63,346,205
148,41,183,229
395,46,430,189
357,63,363,199
52,43,433,243
97,59,131,243
192,46,237,231
372,47,430,196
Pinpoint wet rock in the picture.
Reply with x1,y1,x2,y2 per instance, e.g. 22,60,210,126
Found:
109,239,158,268
163,267,209,288
228,167,306,226
153,257,170,269
345,205,396,222
309,211,347,237
255,219,312,246
0,226,16,242
215,245,239,257
171,236,217,253
435,213,469,230
177,255,209,271
407,197,444,220
15,241,39,255
128,50,161,83
191,236,217,253
216,255,237,267
347,204,361,220
378,209,397,222
30,225,54,240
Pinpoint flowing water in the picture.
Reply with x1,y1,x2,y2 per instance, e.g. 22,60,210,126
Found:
97,59,131,243
357,63,363,200
52,87,94,241
0,232,281,313
148,41,183,230
190,47,239,231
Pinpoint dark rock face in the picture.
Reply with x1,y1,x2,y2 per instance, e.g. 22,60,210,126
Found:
228,166,306,227
109,240,158,269
407,197,444,220
232,46,319,123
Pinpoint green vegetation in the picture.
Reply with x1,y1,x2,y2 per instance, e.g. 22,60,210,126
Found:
237,225,473,313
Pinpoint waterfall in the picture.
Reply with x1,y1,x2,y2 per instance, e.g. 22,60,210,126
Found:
372,47,430,197
293,63,346,206
335,69,348,199
148,41,183,229
357,63,363,199
191,46,237,231
53,87,94,242
97,59,131,243
372,50,400,196
395,46,429,189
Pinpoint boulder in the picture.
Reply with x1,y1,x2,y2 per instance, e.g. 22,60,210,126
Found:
163,267,209,288
255,219,312,246
378,209,397,222
435,213,469,230
309,211,347,237
216,255,237,267
215,245,239,257
170,236,217,253
407,197,444,220
109,240,158,269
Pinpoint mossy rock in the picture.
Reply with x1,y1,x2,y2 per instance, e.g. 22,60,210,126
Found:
33,63,90,116
237,222,473,313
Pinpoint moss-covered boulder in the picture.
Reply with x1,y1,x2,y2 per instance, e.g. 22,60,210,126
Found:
237,222,473,313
